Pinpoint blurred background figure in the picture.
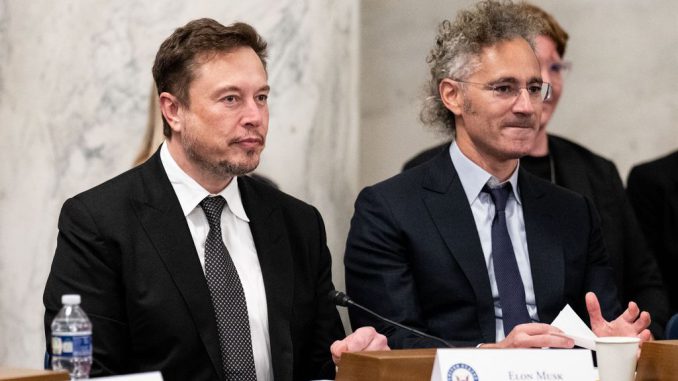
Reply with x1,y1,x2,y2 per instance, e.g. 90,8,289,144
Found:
133,85,167,166
627,150,678,319
402,2,669,338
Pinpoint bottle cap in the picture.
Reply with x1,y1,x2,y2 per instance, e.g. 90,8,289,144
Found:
61,294,81,305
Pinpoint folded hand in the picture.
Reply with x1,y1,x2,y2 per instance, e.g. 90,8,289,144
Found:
330,326,390,365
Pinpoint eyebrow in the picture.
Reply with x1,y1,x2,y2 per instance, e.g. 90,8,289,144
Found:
211,84,271,98
488,76,543,84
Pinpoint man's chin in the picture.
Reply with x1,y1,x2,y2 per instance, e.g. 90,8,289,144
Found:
502,140,536,160
502,128,537,147
222,160,259,177
195,157,260,178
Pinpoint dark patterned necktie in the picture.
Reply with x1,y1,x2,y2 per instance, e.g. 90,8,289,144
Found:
483,183,532,337
200,196,257,381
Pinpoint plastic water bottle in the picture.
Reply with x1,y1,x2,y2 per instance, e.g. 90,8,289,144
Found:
51,294,92,379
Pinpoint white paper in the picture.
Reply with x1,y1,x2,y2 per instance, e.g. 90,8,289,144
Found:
550,304,597,350
93,372,163,381
430,348,594,381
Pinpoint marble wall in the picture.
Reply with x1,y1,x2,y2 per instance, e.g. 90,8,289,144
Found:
361,0,678,187
0,0,358,368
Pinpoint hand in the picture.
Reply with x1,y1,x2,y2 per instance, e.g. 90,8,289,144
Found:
480,323,574,349
586,292,652,342
330,326,390,365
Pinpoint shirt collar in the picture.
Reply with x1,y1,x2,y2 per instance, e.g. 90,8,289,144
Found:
159,143,250,222
449,141,522,205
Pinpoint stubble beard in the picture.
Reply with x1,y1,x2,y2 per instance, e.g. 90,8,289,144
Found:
183,133,260,179
461,97,533,161
462,97,475,115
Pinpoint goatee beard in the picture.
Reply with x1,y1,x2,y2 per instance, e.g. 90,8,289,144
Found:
186,146,259,178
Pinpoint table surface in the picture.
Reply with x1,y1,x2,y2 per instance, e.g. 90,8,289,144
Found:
0,368,69,381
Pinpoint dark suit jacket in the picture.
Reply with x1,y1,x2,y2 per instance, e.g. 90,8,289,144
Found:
548,136,668,336
43,150,345,381
402,135,669,337
627,150,678,316
346,149,621,348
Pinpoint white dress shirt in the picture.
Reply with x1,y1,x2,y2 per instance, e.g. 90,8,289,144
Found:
449,142,539,341
160,143,272,381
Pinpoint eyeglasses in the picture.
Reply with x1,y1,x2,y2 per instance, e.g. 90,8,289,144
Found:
452,79,552,102
546,61,572,78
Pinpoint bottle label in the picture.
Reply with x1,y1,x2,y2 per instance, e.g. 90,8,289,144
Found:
52,332,92,357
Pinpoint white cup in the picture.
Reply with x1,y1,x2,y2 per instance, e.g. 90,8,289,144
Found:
595,336,640,381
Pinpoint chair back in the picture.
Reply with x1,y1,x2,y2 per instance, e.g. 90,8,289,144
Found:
44,351,51,369
666,313,678,339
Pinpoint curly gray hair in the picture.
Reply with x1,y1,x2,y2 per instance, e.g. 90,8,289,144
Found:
420,1,545,134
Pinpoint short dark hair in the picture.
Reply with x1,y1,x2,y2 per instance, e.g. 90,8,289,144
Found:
152,19,268,137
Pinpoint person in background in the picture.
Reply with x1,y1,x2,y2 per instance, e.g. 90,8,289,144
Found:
627,150,678,318
346,0,652,349
402,2,668,338
133,84,166,166
44,18,387,381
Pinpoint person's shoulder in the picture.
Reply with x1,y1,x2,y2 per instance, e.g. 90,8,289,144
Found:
56,163,152,230
372,153,442,195
548,134,616,171
402,142,450,171
628,150,678,189
238,175,315,212
652,150,678,172
521,167,589,205
71,163,147,204
238,176,335,238
632,150,678,174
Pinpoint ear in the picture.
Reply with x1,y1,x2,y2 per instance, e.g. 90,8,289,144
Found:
439,78,464,115
158,92,183,134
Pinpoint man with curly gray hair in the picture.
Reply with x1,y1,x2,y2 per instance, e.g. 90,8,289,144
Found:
420,0,543,134
345,0,652,349
408,1,669,339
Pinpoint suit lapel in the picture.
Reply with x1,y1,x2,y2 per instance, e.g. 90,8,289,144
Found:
548,135,594,199
519,169,565,324
670,156,678,214
669,175,678,239
239,177,294,381
421,151,496,341
130,152,225,381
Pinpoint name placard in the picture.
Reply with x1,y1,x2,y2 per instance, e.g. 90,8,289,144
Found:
431,349,594,381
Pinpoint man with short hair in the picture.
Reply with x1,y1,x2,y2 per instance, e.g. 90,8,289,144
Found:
44,19,387,381
345,0,651,349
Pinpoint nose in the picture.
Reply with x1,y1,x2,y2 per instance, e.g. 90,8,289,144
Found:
512,88,536,115
242,98,264,128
